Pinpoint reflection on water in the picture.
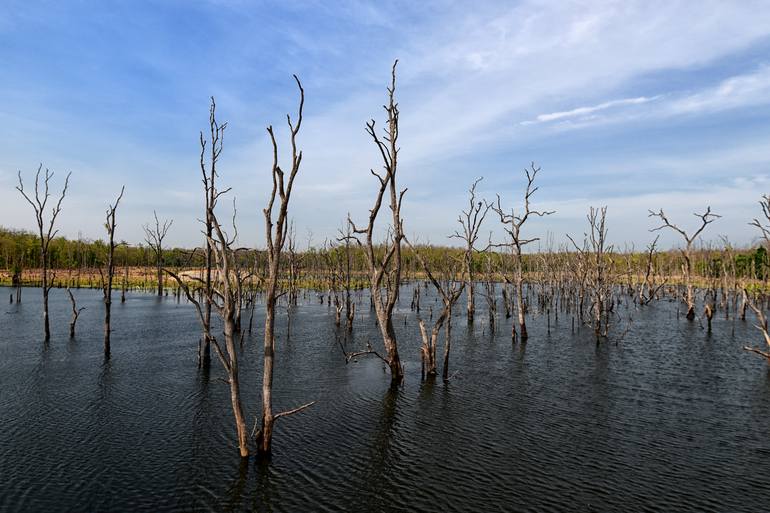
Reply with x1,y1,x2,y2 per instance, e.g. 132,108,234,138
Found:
1,285,769,512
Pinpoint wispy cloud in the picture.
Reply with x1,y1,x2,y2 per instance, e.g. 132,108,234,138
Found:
668,65,770,115
522,96,660,125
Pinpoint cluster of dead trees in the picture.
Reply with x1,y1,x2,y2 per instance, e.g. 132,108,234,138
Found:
12,60,770,461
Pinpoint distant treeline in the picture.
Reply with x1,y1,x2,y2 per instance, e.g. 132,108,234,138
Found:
1,225,765,282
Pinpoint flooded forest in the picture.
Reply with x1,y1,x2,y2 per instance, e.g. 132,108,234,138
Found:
2,64,770,512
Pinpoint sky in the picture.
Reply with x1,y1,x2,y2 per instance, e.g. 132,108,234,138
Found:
2,0,770,251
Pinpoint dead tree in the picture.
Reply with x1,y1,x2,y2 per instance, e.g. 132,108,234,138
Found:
16,165,71,341
166,203,250,457
587,207,612,340
639,235,667,305
490,163,554,342
743,290,770,361
449,177,490,324
480,249,498,333
347,61,406,386
323,241,345,326
102,186,125,357
568,207,613,340
409,240,465,381
338,219,356,329
256,75,315,457
163,100,252,457
199,97,226,369
286,222,301,307
649,206,720,320
743,195,770,361
143,210,173,296
66,287,84,338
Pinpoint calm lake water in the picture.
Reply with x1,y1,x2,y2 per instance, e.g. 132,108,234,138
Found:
1,285,769,512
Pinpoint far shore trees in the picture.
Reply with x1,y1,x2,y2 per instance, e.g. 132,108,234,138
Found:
16,165,71,341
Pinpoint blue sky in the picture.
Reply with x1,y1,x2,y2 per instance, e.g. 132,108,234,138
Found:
3,0,770,250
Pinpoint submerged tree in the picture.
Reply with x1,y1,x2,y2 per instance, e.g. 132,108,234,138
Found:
168,201,250,457
409,240,465,381
142,211,173,297
66,287,84,338
102,186,125,357
449,177,489,324
743,290,770,361
639,235,667,305
348,60,406,386
649,206,720,320
568,207,614,341
16,165,71,341
256,75,315,457
490,163,553,342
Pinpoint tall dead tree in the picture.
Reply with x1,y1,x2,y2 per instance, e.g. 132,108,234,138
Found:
449,177,489,324
142,210,173,296
256,75,315,457
165,101,253,457
649,206,720,320
102,186,125,357
348,61,406,386
199,97,226,369
490,163,554,342
16,165,71,341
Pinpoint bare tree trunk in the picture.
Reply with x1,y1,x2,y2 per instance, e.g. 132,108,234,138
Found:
102,186,125,358
442,310,453,381
224,313,249,457
66,287,84,338
515,247,527,342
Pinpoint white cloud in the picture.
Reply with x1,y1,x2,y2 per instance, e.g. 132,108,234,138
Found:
522,96,659,124
668,65,770,115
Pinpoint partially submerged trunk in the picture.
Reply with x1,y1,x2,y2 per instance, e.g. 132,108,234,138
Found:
66,288,84,338
103,186,125,358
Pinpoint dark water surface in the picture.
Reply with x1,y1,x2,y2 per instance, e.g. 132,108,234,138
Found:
1,285,769,512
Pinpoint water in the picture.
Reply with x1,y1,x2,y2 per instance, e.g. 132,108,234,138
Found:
1,285,769,512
